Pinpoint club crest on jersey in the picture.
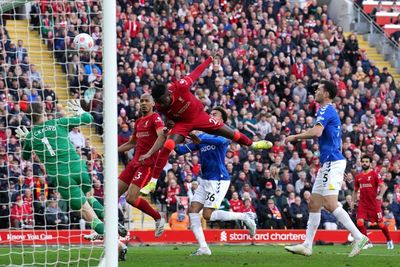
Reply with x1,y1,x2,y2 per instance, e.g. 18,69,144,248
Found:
178,97,184,102
144,121,149,127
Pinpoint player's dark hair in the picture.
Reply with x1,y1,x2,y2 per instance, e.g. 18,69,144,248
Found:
320,80,337,99
361,154,372,162
212,106,228,123
27,102,44,125
151,84,167,100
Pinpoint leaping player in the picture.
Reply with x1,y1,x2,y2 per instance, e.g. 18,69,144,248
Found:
139,55,272,195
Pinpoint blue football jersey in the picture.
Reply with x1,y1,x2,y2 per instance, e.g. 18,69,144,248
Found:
315,104,345,164
175,133,230,181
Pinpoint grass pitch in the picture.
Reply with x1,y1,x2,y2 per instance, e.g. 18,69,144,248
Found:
0,244,398,266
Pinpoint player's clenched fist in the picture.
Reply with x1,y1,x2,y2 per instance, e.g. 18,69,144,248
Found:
16,126,30,140
67,99,85,116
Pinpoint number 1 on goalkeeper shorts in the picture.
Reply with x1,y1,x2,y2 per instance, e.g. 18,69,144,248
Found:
41,137,56,156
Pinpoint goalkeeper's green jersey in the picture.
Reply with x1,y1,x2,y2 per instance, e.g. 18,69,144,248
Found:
22,112,93,175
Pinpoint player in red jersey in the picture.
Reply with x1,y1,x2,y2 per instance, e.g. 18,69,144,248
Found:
140,55,272,194
353,155,394,249
118,94,166,237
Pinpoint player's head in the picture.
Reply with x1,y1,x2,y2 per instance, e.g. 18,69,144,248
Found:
151,83,172,108
28,102,45,125
210,106,228,123
140,93,155,116
361,154,372,171
315,80,337,103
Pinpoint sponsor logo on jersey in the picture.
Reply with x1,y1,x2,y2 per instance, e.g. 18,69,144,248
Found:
360,183,373,188
137,132,150,138
177,102,191,115
200,145,216,152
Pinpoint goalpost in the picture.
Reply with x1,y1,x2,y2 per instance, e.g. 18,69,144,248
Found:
0,0,119,266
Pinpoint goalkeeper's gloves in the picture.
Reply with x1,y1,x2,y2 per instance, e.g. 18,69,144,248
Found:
16,126,30,141
67,99,85,116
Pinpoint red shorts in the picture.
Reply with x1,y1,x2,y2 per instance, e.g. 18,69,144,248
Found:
169,112,224,137
118,161,152,188
357,202,383,223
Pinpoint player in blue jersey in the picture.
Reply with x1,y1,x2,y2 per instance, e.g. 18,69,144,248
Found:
284,81,368,257
175,107,258,256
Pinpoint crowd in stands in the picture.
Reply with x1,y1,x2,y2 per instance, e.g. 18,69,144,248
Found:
0,0,400,232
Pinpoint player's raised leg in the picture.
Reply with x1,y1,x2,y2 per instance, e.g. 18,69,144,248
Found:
140,134,185,195
208,123,272,150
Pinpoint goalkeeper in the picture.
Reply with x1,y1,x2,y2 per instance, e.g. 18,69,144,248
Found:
17,101,128,258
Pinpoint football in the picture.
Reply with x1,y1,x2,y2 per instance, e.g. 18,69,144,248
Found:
73,33,94,51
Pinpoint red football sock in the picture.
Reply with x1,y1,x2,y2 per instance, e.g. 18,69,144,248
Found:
379,223,392,241
133,197,161,220
356,221,367,236
151,139,175,179
233,130,253,146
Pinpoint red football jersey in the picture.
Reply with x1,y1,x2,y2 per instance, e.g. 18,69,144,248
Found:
132,112,164,166
229,199,245,212
355,170,383,206
155,57,213,122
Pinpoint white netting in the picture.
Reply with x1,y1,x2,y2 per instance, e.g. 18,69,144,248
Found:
0,1,107,266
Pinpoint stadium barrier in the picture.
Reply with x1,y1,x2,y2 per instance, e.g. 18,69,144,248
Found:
1,230,399,245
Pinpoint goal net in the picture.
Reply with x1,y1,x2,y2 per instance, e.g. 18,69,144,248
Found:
0,1,110,266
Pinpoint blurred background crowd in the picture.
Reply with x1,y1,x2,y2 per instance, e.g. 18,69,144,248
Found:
0,0,399,231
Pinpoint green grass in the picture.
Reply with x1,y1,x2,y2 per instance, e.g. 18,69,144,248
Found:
0,244,399,267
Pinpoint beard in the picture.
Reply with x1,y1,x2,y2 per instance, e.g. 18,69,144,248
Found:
362,165,370,171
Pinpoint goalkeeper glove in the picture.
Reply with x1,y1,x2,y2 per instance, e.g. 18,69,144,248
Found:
16,126,30,141
67,99,85,116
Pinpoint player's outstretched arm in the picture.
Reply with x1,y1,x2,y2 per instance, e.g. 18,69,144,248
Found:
184,56,213,87
285,124,323,143
57,100,93,127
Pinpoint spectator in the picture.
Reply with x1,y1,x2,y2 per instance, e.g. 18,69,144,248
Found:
166,178,181,216
45,199,67,229
229,192,245,213
264,198,286,229
27,64,42,84
10,195,33,229
169,205,189,230
289,196,309,229
69,127,85,148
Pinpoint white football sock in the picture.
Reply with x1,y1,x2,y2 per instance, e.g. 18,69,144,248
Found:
209,210,246,221
303,212,321,248
189,213,207,248
332,206,363,240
